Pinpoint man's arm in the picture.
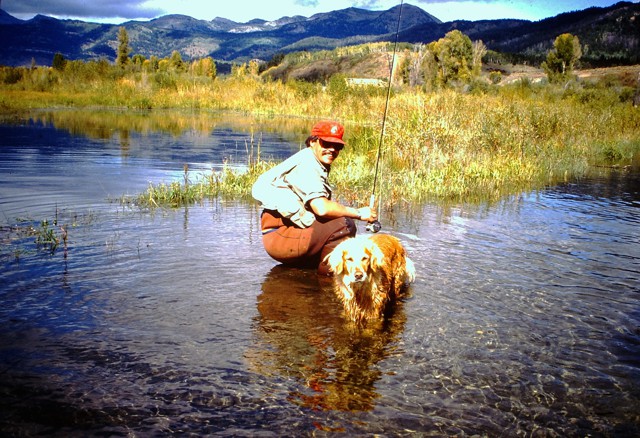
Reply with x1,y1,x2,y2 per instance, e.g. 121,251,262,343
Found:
308,197,376,222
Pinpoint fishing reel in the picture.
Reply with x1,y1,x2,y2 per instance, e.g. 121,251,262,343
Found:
365,194,382,233
366,220,382,233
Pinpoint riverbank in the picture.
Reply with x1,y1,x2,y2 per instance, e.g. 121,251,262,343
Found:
1,65,639,206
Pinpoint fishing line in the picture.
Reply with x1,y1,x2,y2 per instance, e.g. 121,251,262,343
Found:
367,0,403,233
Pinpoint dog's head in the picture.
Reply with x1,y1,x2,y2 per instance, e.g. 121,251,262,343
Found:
326,237,385,284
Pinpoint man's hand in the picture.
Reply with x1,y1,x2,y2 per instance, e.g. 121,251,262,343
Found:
356,206,377,222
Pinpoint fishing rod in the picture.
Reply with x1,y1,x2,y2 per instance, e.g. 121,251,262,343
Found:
367,0,403,233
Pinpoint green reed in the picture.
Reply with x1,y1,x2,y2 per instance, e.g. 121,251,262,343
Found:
29,212,68,255
131,152,274,208
34,219,60,252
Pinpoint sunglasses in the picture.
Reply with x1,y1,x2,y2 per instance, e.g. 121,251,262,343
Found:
320,140,344,151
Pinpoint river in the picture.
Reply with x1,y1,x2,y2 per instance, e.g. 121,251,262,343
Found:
0,110,638,436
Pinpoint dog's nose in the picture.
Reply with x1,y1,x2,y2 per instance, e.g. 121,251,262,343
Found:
354,271,364,281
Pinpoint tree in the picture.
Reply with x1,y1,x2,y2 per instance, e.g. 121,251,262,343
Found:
402,44,429,87
169,50,185,72
52,52,66,71
231,62,248,78
248,60,261,77
132,54,145,65
430,30,474,86
542,33,582,83
472,40,487,76
144,55,160,72
190,57,217,79
116,26,130,68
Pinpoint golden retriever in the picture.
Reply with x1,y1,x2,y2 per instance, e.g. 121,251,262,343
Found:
326,234,415,324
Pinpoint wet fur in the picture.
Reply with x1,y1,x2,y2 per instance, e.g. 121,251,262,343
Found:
326,234,415,324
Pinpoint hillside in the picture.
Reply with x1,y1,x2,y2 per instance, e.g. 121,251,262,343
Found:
0,2,638,67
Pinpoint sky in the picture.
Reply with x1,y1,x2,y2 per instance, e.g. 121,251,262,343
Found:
2,0,635,24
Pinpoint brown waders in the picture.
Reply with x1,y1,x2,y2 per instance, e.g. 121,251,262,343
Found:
260,209,356,276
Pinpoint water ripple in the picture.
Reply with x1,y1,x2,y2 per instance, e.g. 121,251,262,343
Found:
1,119,639,435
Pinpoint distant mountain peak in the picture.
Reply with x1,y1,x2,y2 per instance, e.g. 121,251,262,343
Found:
0,2,636,68
0,8,22,24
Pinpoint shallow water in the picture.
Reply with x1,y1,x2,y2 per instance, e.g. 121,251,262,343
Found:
1,111,639,436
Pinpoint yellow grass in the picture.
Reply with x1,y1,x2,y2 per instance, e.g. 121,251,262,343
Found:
1,65,639,206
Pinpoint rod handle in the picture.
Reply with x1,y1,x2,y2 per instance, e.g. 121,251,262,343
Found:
366,194,382,233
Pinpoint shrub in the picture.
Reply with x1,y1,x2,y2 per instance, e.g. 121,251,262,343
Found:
0,66,24,85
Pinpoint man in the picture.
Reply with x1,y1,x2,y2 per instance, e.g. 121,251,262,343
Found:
252,120,376,275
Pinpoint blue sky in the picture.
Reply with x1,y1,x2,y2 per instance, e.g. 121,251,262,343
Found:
2,0,635,24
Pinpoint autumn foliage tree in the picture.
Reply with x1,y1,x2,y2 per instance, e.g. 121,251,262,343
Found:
398,31,483,90
430,30,474,86
189,57,217,79
542,33,582,83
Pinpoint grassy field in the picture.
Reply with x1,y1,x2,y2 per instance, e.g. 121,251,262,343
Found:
1,62,639,208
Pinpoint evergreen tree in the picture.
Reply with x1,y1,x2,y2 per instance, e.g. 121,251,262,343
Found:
116,27,130,68
52,53,66,71
169,51,185,72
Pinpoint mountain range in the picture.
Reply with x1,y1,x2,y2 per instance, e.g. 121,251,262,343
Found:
0,2,638,68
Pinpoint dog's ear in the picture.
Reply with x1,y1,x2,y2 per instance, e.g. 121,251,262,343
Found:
325,246,346,275
368,241,385,269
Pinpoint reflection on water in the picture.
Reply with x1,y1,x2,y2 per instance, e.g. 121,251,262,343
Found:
0,110,310,222
248,266,407,414
0,111,639,436
25,108,316,147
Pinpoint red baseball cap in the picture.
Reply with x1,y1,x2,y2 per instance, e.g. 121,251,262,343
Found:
310,120,345,145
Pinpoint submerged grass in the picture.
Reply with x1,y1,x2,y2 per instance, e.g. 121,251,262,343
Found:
132,162,272,208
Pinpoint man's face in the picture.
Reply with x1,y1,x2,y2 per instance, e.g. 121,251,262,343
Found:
311,139,343,167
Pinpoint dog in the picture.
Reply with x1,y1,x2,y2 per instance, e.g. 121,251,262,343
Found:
326,234,415,324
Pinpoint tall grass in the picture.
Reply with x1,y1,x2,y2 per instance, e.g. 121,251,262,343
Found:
2,65,639,206
331,86,639,203
131,162,276,208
